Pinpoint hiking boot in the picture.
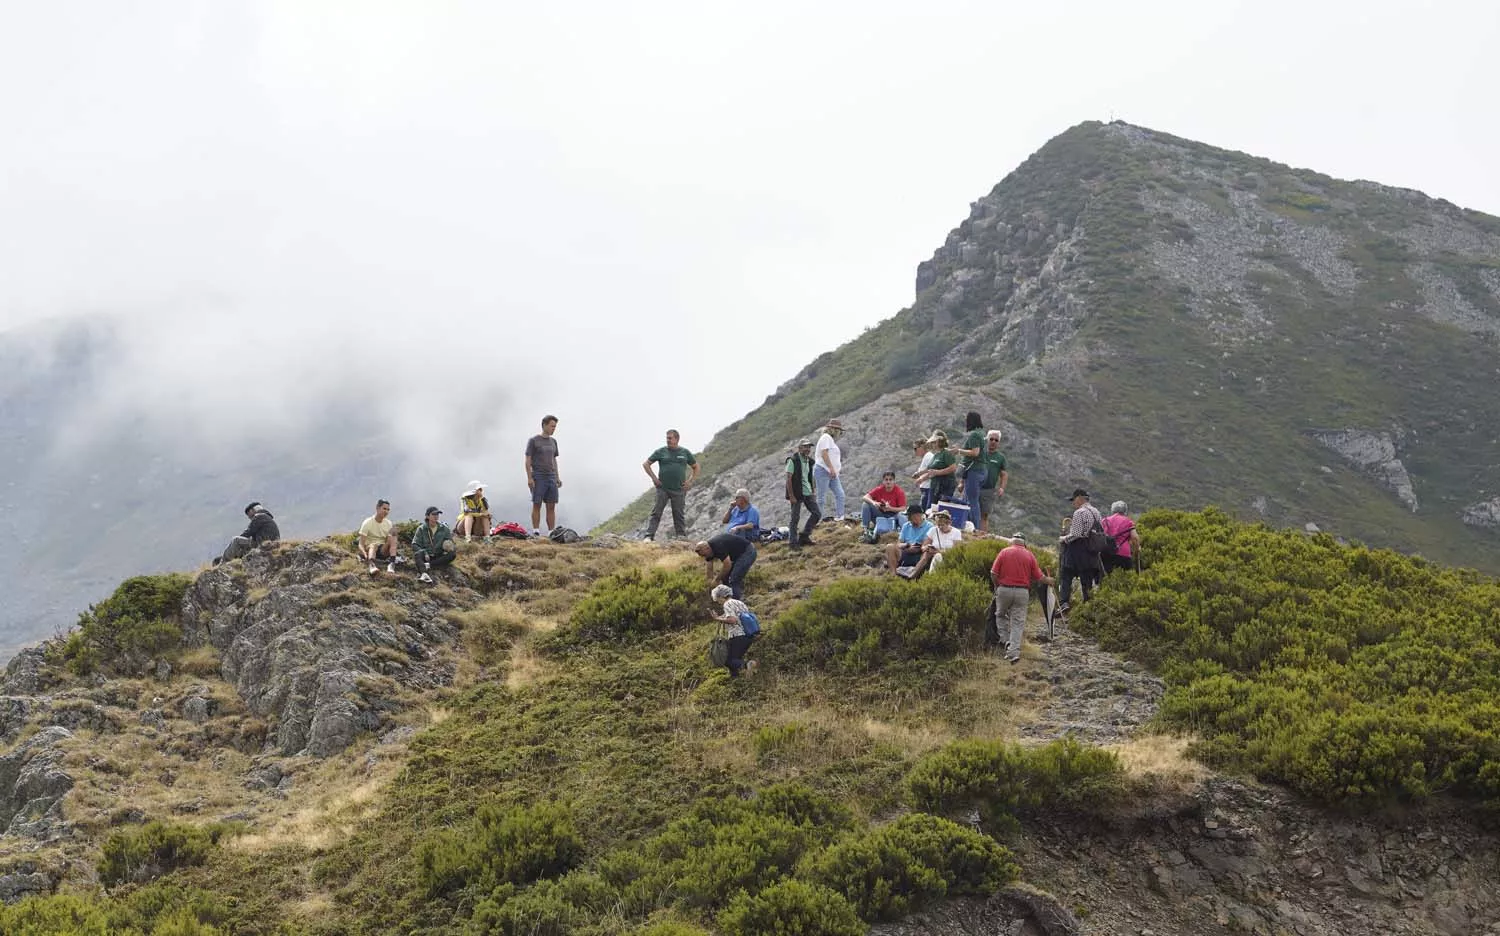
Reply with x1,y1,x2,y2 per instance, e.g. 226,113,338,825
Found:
744,660,759,677
368,563,379,576
419,572,433,584
798,534,815,546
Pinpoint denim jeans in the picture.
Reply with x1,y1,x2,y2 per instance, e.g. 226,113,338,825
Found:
726,634,756,675
860,503,900,532
812,465,845,519
726,543,757,599
960,465,986,527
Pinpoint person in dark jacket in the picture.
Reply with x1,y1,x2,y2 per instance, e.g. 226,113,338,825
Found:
215,502,280,565
785,438,820,548
695,532,757,600
411,506,456,583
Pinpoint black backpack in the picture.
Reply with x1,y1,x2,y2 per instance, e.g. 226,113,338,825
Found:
1084,512,1116,556
549,527,581,544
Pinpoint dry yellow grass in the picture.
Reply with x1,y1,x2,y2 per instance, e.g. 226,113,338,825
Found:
176,645,222,678
1110,734,1208,792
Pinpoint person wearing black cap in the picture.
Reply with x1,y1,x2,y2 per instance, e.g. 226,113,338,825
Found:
785,438,821,548
1059,488,1105,611
214,502,280,566
411,506,456,584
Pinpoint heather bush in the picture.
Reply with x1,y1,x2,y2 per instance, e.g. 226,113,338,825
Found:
418,802,582,897
570,567,704,638
716,880,865,936
800,813,1017,921
98,821,239,888
765,575,990,671
906,737,1124,828
1075,508,1500,804
57,573,193,675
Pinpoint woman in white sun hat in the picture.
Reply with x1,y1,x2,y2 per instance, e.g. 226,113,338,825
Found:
456,481,491,542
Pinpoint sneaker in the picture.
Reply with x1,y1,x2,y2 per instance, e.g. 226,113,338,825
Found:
643,534,655,542
419,572,433,584
394,556,407,565
1006,654,1021,665
798,535,815,546
1057,603,1071,616
464,534,472,544
386,562,395,574
744,660,759,677
368,563,379,575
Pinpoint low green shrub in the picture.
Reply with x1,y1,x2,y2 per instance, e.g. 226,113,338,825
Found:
1075,508,1500,804
467,871,616,936
929,539,1057,584
98,821,239,888
634,923,712,936
57,573,194,675
716,880,865,936
801,813,1017,921
570,567,705,638
419,802,583,898
906,738,1124,828
765,575,990,672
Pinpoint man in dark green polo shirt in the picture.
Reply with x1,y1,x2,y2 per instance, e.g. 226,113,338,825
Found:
978,430,1009,533
642,429,700,540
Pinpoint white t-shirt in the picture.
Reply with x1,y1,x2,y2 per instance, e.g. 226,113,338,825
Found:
721,598,750,638
925,526,963,551
815,431,842,474
359,515,393,543
916,451,935,490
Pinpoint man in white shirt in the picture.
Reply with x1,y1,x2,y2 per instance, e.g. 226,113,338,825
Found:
813,418,846,522
358,499,400,575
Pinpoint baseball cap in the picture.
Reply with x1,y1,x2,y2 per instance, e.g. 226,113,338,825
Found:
425,506,443,517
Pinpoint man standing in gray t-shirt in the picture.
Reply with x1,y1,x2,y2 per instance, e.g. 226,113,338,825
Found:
525,415,562,537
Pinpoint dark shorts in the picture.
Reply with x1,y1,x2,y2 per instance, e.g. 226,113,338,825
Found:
897,548,923,568
531,473,560,505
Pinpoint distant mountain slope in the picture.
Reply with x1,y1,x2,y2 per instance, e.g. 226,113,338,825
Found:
601,121,1500,572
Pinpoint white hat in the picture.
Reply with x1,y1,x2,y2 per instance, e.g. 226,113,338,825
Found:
463,480,485,495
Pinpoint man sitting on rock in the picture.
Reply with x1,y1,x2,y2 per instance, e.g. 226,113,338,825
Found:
696,531,757,600
411,506,457,584
358,498,401,575
215,501,280,566
721,488,762,542
886,505,934,578
860,471,908,539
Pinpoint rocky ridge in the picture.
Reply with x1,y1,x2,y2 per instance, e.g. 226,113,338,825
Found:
604,120,1500,574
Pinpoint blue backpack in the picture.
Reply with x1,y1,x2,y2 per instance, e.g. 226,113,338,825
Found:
738,610,761,637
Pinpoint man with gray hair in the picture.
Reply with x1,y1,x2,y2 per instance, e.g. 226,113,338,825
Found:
990,533,1053,664
978,430,1009,533
722,488,761,542
785,438,821,548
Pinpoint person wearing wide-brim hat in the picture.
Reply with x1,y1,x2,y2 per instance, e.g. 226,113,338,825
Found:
456,481,491,543
914,432,958,505
813,418,847,522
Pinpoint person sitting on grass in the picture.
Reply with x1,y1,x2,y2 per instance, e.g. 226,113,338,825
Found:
860,471,907,539
887,505,934,579
411,506,457,584
923,509,963,571
696,531,757,600
711,584,759,678
456,482,491,543
721,489,762,542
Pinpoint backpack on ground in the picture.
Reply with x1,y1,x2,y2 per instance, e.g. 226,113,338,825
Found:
738,610,761,637
490,521,530,539
549,527,581,544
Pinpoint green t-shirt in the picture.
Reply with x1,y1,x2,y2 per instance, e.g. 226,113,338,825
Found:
927,449,956,475
785,455,813,496
957,428,986,469
980,449,1007,490
650,445,697,492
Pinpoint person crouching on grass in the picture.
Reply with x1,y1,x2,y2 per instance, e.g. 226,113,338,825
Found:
711,584,759,677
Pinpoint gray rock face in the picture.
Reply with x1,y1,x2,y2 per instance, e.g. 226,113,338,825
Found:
1311,429,1419,511
181,543,460,756
0,868,52,904
0,726,73,840
1461,497,1500,529
1,648,49,696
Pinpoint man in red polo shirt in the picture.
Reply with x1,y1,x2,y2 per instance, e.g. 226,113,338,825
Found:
860,471,908,539
990,534,1054,664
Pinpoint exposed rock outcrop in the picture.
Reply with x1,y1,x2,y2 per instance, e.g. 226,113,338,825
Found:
1309,429,1419,511
1462,497,1500,529
181,543,462,756
0,726,73,841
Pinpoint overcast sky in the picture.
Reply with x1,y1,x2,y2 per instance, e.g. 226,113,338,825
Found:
2,1,1497,527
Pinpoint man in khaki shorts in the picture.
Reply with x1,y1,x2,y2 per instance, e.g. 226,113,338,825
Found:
358,499,401,575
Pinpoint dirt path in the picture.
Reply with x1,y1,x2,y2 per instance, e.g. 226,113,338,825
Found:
1011,622,1165,746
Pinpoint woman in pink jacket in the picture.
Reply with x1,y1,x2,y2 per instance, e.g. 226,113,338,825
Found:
1100,501,1141,574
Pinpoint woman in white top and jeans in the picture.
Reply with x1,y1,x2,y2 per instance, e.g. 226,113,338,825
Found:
923,510,963,570
711,584,759,677
912,438,936,511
